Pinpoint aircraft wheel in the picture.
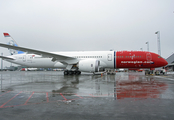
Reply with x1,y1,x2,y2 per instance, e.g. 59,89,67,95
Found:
69,70,74,75
76,71,81,75
74,71,77,75
78,71,81,75
64,70,69,75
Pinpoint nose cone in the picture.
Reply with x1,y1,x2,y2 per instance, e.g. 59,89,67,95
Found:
150,52,168,68
153,53,168,67
162,58,168,66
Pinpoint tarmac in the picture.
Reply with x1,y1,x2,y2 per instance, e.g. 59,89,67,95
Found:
0,71,174,120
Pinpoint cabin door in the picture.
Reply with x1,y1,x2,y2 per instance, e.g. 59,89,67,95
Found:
146,53,152,61
23,55,26,62
107,54,112,61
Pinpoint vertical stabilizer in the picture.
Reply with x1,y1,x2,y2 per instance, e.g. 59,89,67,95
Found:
3,33,24,55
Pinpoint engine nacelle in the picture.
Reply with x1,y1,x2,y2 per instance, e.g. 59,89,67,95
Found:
78,59,100,72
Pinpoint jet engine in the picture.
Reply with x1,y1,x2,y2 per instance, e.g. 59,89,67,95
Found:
78,59,100,72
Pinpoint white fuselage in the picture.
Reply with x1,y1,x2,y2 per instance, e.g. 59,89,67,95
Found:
6,51,115,69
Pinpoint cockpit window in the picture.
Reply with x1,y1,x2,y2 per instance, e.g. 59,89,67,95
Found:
158,56,162,58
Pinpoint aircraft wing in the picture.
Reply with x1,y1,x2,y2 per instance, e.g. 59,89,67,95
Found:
0,55,16,60
0,43,78,64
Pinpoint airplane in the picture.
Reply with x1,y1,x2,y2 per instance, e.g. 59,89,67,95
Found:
20,68,38,71
0,33,168,75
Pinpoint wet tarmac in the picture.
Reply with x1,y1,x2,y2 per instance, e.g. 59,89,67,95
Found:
0,71,174,120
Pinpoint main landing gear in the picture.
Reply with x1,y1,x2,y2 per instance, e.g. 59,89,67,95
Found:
64,70,81,75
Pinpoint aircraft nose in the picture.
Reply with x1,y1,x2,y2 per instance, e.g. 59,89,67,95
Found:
163,58,168,66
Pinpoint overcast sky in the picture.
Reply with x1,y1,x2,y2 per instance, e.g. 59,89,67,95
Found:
0,0,174,67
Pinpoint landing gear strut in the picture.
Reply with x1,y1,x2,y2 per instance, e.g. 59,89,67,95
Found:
145,70,154,75
64,70,81,75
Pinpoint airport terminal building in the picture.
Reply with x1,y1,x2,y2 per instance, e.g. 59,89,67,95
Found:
165,53,174,71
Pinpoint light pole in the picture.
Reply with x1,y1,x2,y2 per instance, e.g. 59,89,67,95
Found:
1,53,3,90
155,31,161,56
1,53,2,71
146,42,149,51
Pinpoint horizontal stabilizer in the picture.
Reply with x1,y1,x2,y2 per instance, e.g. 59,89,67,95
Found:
0,56,15,60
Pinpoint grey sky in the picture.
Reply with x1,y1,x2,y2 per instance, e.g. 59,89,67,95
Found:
0,0,174,67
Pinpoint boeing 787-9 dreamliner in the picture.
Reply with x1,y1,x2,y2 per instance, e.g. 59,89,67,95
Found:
0,33,168,75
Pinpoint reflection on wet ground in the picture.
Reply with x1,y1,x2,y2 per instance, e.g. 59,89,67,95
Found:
1,71,174,120
0,71,169,100
116,76,167,99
